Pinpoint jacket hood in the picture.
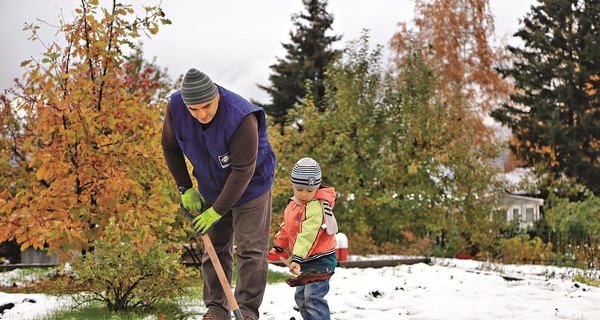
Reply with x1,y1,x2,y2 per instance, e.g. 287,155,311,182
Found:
315,187,336,208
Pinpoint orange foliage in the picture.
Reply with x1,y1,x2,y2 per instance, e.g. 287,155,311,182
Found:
389,0,511,146
0,1,179,256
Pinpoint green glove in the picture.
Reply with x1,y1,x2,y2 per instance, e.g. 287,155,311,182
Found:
181,188,205,213
192,207,222,234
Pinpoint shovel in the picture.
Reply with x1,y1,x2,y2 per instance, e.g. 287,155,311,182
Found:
180,204,243,320
277,256,334,287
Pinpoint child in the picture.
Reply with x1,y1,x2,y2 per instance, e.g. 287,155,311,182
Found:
268,157,338,320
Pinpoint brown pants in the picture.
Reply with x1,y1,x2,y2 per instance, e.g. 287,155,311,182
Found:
202,190,272,319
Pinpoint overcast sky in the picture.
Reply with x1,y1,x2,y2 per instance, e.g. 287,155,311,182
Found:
0,0,537,104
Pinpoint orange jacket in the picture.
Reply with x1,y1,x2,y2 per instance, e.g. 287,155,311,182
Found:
274,187,337,263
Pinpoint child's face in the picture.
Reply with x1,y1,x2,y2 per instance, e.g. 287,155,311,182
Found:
293,186,318,204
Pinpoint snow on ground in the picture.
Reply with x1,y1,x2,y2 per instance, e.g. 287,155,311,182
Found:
1,256,599,320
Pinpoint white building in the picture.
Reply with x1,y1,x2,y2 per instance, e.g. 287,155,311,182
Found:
502,193,544,229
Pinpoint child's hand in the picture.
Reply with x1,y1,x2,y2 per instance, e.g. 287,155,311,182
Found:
289,262,301,275
267,248,290,262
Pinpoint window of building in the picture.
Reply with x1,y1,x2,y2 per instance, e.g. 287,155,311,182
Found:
525,207,534,223
512,207,520,222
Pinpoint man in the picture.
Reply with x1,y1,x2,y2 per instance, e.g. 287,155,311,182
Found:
161,68,275,320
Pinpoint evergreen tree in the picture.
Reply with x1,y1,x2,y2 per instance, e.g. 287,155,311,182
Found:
257,0,340,128
491,0,600,195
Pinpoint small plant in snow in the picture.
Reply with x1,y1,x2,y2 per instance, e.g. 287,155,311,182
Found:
59,217,198,312
544,270,557,280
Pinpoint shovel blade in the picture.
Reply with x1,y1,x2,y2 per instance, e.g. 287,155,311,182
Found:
285,270,334,287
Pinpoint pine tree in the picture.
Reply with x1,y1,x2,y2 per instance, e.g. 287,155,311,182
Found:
257,0,340,128
491,0,600,195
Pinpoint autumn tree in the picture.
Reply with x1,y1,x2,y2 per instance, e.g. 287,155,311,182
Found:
257,0,340,129
123,43,175,111
385,0,508,255
383,42,504,256
0,93,35,210
491,0,600,195
390,0,511,145
0,1,182,256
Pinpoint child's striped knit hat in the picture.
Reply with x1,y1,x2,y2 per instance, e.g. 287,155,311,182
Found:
291,157,322,189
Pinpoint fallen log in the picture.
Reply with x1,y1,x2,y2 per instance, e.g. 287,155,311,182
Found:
268,257,431,269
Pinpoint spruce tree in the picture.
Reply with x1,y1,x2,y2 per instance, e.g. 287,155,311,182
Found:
491,0,600,195
257,0,340,128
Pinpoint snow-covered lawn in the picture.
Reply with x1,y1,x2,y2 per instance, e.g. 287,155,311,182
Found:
1,257,599,319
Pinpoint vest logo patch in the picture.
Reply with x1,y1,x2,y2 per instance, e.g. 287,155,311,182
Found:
219,153,231,168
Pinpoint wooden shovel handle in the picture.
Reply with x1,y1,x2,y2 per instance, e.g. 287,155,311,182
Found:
180,204,243,320
201,233,243,319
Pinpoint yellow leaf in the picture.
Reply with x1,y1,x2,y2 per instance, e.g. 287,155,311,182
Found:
20,242,31,252
93,41,107,48
408,163,419,175
148,25,158,35
36,167,47,181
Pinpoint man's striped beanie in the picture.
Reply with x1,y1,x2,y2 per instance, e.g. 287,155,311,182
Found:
291,157,322,189
181,68,218,105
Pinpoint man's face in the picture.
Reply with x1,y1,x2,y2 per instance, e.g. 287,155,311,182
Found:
186,93,219,124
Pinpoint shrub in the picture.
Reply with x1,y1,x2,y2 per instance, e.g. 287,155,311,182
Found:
572,243,600,270
63,217,197,312
573,272,600,287
389,231,434,256
498,234,554,264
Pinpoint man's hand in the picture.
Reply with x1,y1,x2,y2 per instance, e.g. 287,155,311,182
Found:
181,188,205,212
192,207,222,234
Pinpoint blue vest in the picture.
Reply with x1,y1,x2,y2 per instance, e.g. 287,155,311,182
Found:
169,85,276,205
